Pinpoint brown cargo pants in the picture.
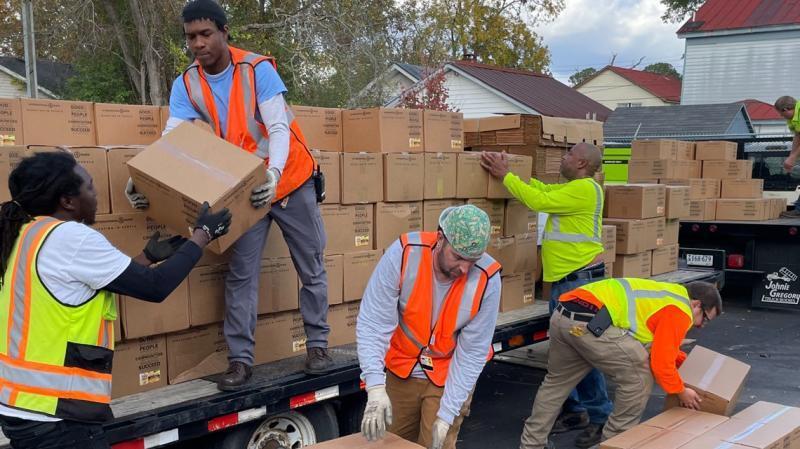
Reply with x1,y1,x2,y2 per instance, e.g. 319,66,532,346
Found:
386,372,472,449
519,311,654,449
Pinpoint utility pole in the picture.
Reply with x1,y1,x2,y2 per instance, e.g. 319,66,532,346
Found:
21,0,38,98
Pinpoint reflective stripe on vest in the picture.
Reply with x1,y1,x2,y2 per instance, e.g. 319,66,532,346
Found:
616,278,691,335
542,179,603,243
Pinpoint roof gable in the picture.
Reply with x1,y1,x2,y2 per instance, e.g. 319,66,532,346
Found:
605,66,681,103
741,98,783,121
603,103,754,142
678,0,800,35
0,56,73,96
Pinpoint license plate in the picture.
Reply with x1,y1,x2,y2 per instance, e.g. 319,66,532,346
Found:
687,254,713,267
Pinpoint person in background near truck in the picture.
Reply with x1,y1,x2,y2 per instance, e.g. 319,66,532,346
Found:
518,278,721,449
125,0,332,390
0,152,231,449
357,205,501,449
774,96,800,218
480,143,612,448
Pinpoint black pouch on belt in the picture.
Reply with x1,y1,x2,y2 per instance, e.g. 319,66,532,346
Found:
587,307,612,337
313,168,326,203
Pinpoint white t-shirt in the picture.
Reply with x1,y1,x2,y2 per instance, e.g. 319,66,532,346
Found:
0,221,131,421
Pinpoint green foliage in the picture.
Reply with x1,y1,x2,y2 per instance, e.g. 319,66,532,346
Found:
63,54,137,104
569,67,597,87
644,62,681,80
660,0,705,23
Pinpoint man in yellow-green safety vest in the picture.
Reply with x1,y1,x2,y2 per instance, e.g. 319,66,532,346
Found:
481,142,611,448
517,278,722,449
774,95,800,218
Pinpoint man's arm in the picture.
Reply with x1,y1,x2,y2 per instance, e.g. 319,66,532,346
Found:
255,63,291,172
503,173,596,215
437,275,501,424
356,241,403,388
785,133,800,171
646,305,693,394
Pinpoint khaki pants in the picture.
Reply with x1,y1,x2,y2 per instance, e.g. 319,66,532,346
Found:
519,312,654,449
386,372,472,449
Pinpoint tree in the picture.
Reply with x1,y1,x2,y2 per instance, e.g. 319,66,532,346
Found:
398,68,457,111
569,67,597,87
660,0,704,23
644,62,681,80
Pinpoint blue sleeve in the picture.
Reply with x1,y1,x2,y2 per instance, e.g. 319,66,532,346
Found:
254,61,288,104
168,75,202,122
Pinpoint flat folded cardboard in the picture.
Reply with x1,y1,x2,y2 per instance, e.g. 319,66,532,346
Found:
20,99,96,145
187,264,228,326
375,201,423,250
660,218,680,246
488,154,533,198
721,178,764,199
313,150,341,204
613,251,652,278
94,103,162,145
651,244,679,275
0,98,23,145
383,153,424,201
258,257,299,314
307,432,424,448
423,110,463,152
716,199,770,221
320,204,374,253
92,212,148,257
660,178,720,200
456,153,490,198
166,323,229,384
254,310,306,364
628,159,701,182
341,152,383,204
121,280,190,339
112,336,168,398
126,122,268,254
694,141,737,161
423,153,457,199
342,108,423,153
604,218,659,254
422,199,464,232
504,199,538,236
602,225,617,264
664,345,751,416
292,106,342,152
107,146,144,213
343,250,381,302
27,145,111,215
328,301,361,347
702,160,753,180
467,198,505,237
631,140,695,160
325,254,344,305
688,199,717,221
605,184,666,219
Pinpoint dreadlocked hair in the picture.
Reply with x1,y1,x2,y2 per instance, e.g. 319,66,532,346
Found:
0,152,83,289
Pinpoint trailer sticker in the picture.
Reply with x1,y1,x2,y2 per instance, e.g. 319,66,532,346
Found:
761,267,800,305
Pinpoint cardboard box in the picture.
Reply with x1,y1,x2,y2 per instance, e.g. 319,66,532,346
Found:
695,141,737,161
631,140,694,160
112,336,167,398
628,160,701,182
258,257,299,314
488,154,533,199
384,153,424,201
94,103,161,145
423,153,457,199
721,178,763,199
487,233,537,274
127,123,268,254
188,264,228,326
254,310,306,364
602,225,617,264
688,199,717,221
660,219,680,246
604,218,659,254
307,432,423,448
20,99,96,145
292,106,342,152
651,244,678,275
263,221,291,258
422,199,464,232
500,274,525,312
106,146,144,213
313,150,341,204
375,201,423,250
0,98,23,145
121,280,190,338
664,345,751,416
456,153,490,198
702,401,800,449
325,254,343,306
423,110,463,152
321,204,374,253
600,408,731,449
716,199,769,221
643,407,729,436
605,184,666,219
343,250,381,302
166,323,228,384
160,106,169,128
702,160,753,180
27,145,111,215
341,152,383,204
467,198,505,237
342,108,423,153
613,251,652,278
504,199,538,236
328,301,361,347
660,178,720,200
92,212,148,257
664,186,690,219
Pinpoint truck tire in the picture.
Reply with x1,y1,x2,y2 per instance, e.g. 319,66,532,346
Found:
213,404,338,449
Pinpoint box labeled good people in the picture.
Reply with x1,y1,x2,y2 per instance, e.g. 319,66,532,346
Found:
604,184,666,219
127,123,268,254
321,204,374,253
504,199,538,236
28,145,111,215
702,160,753,179
292,106,342,152
166,323,229,384
456,153,490,198
423,110,463,152
342,108,423,153
467,198,505,237
0,98,23,145
94,103,162,145
375,201,423,250
422,199,464,232
112,336,167,398
343,250,381,302
340,152,383,204
20,99,96,145
383,153,424,201
487,154,532,199
423,153,457,199
121,280,190,339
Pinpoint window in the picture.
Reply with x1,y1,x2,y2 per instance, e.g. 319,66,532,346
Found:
616,102,643,108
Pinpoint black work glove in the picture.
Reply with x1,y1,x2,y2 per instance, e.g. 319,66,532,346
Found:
143,231,187,263
194,201,232,241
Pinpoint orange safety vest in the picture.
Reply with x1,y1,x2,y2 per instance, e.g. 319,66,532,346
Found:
385,232,501,387
182,46,316,202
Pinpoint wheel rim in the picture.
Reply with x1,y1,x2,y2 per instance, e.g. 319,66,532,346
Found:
247,411,317,449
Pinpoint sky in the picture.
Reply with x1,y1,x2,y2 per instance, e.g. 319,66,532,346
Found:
534,0,688,84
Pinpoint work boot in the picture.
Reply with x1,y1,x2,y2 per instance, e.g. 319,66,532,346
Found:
780,209,800,219
574,423,604,449
217,361,252,391
304,347,333,375
550,410,589,434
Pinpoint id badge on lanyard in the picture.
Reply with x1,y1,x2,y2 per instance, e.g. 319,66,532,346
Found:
419,348,434,371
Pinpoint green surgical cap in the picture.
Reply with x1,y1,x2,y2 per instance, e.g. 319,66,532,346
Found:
438,205,491,260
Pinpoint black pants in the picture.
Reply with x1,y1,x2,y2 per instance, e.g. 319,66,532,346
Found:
0,415,109,449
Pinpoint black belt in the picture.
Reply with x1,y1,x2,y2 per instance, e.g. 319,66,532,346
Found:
554,263,605,286
555,303,595,323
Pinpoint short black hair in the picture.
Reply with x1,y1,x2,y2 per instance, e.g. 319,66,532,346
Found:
686,281,722,315
182,0,228,31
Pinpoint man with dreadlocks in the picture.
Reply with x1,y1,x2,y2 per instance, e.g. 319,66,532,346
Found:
0,151,232,449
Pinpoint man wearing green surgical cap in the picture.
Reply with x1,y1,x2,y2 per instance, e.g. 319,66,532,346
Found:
357,205,502,449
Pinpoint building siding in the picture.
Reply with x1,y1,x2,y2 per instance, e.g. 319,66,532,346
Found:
444,71,528,118
0,73,26,98
577,71,668,109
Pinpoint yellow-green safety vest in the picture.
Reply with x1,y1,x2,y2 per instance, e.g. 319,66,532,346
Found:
0,217,116,422
577,278,693,344
788,101,800,134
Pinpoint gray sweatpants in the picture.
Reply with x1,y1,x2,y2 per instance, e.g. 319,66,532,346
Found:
224,178,330,366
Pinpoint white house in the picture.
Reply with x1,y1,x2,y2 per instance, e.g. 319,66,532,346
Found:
575,66,681,110
0,56,69,99
351,62,426,106
741,99,790,136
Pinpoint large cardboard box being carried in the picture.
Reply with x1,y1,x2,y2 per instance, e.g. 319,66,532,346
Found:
383,153,424,201
456,153,490,198
605,184,666,219
321,204,374,253
121,281,190,339
423,110,463,152
28,145,111,215
292,106,342,152
341,152,383,204
94,103,162,145
307,432,424,449
664,345,750,416
112,335,168,398
20,99,96,145
313,150,341,204
422,199,464,232
127,123,268,254
342,108,423,153
0,98,24,145
375,201,423,250
423,153,457,199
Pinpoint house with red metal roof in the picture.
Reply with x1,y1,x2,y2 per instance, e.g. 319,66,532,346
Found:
678,0,800,110
574,65,681,110
741,98,790,136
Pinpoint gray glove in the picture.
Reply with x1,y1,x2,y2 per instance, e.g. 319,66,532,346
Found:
429,417,451,449
125,178,149,210
251,167,280,208
361,385,393,441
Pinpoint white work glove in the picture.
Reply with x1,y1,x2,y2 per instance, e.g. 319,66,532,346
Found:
125,178,149,210
429,417,451,449
251,167,280,208
361,385,393,441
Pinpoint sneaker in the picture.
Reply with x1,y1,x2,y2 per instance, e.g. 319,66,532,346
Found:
574,423,603,449
304,347,333,375
550,410,589,434
217,361,253,391
780,209,800,219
